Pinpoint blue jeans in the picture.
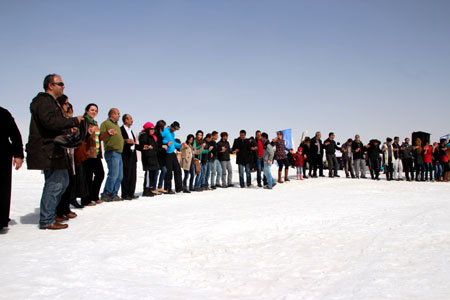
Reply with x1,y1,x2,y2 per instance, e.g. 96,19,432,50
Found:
103,151,123,198
210,159,222,187
154,165,167,190
263,162,274,188
40,169,69,227
194,166,203,189
238,163,251,187
256,158,267,185
183,162,196,189
435,164,443,180
201,162,211,188
296,166,303,175
424,162,433,180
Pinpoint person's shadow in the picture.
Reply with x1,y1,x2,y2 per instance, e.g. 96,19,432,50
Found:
20,208,40,225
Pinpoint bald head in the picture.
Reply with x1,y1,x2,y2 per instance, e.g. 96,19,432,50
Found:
108,108,120,123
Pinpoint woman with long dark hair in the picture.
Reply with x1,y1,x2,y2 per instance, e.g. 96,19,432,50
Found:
154,120,167,194
76,103,105,206
55,95,79,219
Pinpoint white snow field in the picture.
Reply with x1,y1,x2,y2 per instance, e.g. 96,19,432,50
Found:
1,162,450,300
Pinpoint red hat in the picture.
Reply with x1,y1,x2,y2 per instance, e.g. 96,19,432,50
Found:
297,147,303,151
142,122,155,132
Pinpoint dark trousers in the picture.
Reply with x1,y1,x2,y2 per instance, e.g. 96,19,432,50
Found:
81,158,105,205
369,157,380,179
56,169,75,216
312,154,323,176
402,158,414,180
343,158,355,177
415,163,424,181
385,160,394,181
144,170,157,189
326,154,338,176
0,156,12,228
164,153,183,192
305,159,312,177
121,153,137,197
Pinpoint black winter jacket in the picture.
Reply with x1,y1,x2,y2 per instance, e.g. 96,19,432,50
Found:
139,132,159,171
352,141,366,160
26,92,78,170
324,138,341,155
232,138,252,165
0,107,24,159
217,140,231,161
310,138,323,157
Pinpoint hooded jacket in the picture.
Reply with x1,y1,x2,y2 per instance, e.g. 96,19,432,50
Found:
26,92,79,170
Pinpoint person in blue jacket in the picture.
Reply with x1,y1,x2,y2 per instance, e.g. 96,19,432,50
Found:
160,121,184,194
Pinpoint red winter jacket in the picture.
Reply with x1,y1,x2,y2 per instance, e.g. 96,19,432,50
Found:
292,152,305,167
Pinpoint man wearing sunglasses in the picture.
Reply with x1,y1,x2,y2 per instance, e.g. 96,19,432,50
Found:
26,74,83,230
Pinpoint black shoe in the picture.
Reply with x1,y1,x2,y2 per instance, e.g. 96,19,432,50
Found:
257,183,262,187
142,189,154,197
123,196,133,200
264,186,272,189
211,186,217,190
319,175,325,177
132,195,139,199
227,184,234,188
183,189,191,193
70,199,84,208
166,190,176,195
334,175,340,177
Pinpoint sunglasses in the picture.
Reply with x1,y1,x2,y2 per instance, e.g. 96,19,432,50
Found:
52,82,65,87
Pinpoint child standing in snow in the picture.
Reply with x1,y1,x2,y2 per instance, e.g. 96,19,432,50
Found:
292,147,305,180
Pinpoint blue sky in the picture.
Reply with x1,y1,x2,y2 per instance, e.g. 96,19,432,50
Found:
1,0,449,146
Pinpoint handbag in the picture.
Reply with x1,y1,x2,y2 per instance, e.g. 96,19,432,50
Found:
194,158,201,175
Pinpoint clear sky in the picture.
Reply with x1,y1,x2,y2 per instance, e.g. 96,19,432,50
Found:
1,0,449,146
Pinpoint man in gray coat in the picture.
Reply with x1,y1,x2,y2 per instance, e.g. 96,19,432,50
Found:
261,132,276,189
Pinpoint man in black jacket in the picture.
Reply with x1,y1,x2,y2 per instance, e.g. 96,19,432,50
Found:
352,134,367,179
120,114,143,200
26,74,83,230
310,131,324,177
0,107,24,231
324,132,341,177
217,132,233,187
232,130,256,187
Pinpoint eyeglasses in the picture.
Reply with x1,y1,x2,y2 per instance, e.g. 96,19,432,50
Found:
64,102,71,106
52,82,65,87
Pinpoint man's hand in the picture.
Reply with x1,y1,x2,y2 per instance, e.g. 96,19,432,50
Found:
233,149,239,154
209,146,214,151
143,145,153,150
108,129,117,136
162,145,168,150
76,116,84,123
220,146,226,152
126,139,135,144
71,127,78,133
13,157,23,170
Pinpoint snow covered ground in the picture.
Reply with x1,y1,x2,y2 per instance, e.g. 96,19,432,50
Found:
1,162,450,300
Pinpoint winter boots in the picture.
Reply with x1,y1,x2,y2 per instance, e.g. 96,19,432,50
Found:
142,188,154,197
278,171,283,183
297,174,304,180
285,169,290,182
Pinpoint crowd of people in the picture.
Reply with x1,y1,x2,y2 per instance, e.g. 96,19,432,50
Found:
1,74,449,231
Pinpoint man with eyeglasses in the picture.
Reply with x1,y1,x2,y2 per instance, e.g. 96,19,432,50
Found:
26,74,83,230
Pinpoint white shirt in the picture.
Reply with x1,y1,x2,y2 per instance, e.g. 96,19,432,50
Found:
124,125,135,151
